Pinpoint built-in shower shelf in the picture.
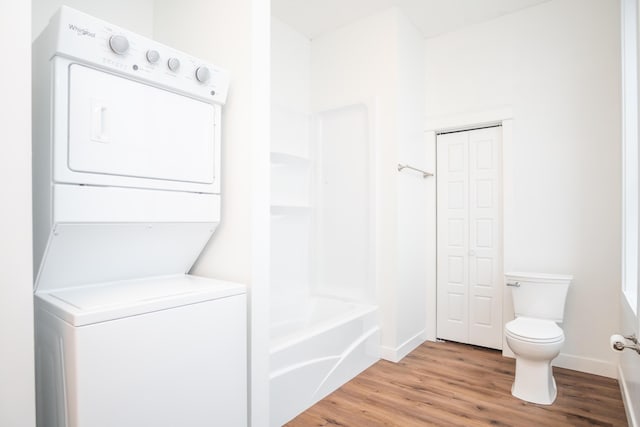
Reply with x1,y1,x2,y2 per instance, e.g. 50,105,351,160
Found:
271,205,310,216
271,151,310,167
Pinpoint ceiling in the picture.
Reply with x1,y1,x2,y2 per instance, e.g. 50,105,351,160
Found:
272,0,552,39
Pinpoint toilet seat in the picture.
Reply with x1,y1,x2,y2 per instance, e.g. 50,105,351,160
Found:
505,317,564,343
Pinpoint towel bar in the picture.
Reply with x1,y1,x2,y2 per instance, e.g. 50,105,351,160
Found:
397,163,433,178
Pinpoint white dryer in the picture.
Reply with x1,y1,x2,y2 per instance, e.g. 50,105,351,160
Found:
32,7,245,427
32,6,230,289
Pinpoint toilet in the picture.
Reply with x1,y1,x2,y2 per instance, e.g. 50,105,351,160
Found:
504,272,572,405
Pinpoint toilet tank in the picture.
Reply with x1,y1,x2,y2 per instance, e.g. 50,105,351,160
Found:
506,272,572,322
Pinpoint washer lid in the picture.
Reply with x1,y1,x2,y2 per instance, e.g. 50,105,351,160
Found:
505,317,564,343
35,274,246,326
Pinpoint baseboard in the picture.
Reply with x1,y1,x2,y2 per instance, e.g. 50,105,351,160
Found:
414,337,617,379
619,365,639,427
380,330,427,363
552,352,617,379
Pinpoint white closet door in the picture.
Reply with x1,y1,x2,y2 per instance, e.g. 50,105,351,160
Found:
437,127,503,349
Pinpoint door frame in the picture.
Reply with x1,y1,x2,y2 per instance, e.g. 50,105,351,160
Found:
424,107,514,357
435,125,504,349
619,1,640,424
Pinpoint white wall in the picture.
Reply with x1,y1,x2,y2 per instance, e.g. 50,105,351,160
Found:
0,0,35,425
32,0,154,39
272,18,310,114
153,1,270,425
395,11,428,354
311,8,428,361
425,0,621,376
154,1,253,284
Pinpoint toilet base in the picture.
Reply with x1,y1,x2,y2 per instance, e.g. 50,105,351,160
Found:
511,357,557,405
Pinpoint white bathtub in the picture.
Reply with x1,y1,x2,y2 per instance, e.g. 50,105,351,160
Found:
269,297,379,426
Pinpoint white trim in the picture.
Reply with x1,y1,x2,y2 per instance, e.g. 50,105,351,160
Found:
1,1,35,425
620,364,639,427
552,353,617,379
379,330,427,363
501,349,618,379
621,0,640,313
250,0,271,425
424,106,514,133
425,130,437,342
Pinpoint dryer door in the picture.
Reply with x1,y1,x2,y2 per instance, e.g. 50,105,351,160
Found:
64,64,218,192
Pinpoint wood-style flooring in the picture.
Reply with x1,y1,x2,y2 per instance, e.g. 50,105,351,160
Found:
287,341,628,427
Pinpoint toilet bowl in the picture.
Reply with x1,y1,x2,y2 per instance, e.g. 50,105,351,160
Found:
504,272,572,405
505,317,564,404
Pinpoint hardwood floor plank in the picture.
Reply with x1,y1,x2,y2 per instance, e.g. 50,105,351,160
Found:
286,341,628,427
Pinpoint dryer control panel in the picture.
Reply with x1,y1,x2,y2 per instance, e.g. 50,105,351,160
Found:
43,6,230,104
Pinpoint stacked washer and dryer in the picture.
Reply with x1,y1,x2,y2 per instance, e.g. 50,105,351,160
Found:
32,7,246,427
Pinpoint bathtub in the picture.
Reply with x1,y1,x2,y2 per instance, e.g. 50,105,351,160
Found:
269,297,379,426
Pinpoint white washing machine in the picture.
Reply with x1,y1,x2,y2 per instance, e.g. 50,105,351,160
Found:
35,276,246,427
32,7,246,427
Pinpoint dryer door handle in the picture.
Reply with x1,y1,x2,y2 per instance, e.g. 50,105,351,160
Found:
91,100,109,143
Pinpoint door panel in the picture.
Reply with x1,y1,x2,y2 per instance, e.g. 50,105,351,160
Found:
437,131,469,343
68,64,216,185
468,128,503,349
437,127,503,349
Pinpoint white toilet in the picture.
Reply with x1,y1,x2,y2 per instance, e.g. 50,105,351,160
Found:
504,272,572,405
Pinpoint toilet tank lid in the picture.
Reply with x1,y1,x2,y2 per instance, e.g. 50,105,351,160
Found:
505,272,573,284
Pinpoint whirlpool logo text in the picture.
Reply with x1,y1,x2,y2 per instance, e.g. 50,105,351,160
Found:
68,24,95,38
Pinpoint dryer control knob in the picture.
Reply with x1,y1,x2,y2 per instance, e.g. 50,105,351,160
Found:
146,49,160,63
195,66,210,83
109,35,130,55
167,57,181,72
